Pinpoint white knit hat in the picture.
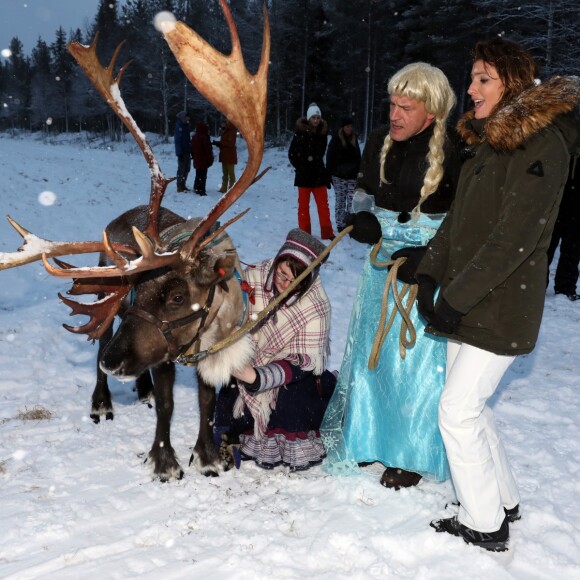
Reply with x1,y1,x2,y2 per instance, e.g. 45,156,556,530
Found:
306,102,322,120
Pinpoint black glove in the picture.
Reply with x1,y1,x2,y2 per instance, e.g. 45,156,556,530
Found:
345,211,382,245
429,298,462,334
390,246,427,284
416,275,437,322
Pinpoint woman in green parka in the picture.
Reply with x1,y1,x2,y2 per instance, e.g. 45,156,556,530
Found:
414,38,580,551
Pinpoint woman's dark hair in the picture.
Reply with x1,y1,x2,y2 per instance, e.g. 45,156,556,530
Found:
275,256,311,299
472,38,540,112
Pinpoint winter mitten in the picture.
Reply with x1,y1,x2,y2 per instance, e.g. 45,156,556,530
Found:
390,246,427,284
429,298,463,334
416,275,437,322
345,211,382,245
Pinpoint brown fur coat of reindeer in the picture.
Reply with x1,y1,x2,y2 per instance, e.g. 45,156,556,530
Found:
0,0,270,481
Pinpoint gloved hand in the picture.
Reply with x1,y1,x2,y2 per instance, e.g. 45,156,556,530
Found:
416,275,437,322
390,246,427,284
429,298,462,334
345,211,382,245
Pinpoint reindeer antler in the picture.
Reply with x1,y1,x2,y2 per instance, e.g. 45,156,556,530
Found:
67,35,173,247
57,265,133,341
0,215,137,271
40,1,271,281
161,0,270,259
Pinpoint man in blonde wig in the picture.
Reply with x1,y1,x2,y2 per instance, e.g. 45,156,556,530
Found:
322,63,462,489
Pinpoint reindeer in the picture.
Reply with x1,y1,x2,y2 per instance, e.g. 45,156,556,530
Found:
0,1,270,481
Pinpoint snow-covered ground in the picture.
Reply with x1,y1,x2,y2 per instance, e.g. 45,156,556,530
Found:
0,132,579,579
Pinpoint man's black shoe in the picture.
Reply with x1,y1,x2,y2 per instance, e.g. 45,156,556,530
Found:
430,516,509,552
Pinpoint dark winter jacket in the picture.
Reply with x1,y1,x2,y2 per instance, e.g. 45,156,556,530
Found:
417,76,580,356
214,121,238,164
190,123,214,170
357,124,462,213
326,128,362,180
288,117,331,188
174,112,192,156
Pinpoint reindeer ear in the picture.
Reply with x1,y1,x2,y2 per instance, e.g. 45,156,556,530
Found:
214,254,237,280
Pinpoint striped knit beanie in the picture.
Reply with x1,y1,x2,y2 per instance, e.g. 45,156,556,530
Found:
276,228,326,268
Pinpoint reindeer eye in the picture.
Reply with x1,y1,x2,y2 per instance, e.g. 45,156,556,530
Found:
170,294,184,305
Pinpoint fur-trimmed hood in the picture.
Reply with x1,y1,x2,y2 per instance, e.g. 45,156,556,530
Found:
295,116,328,137
457,76,580,152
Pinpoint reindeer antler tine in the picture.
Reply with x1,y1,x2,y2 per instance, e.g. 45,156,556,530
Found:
251,166,271,186
197,209,251,252
103,229,129,269
220,0,242,56
6,214,31,238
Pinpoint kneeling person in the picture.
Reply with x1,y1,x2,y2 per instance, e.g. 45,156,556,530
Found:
215,229,336,471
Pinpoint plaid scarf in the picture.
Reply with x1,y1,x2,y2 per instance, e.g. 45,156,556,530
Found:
234,259,331,438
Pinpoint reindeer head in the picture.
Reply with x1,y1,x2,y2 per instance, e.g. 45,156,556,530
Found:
0,1,270,348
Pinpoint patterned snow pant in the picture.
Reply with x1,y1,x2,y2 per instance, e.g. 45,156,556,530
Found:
331,176,356,232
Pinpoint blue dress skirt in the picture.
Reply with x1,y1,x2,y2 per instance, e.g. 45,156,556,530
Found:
321,209,449,480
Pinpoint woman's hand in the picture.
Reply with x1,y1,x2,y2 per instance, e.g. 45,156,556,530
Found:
391,246,427,284
416,275,437,322
232,364,261,394
231,364,257,384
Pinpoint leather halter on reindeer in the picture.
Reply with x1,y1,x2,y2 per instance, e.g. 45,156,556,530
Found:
0,0,270,481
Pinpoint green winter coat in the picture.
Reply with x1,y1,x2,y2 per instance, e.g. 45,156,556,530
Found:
417,76,580,355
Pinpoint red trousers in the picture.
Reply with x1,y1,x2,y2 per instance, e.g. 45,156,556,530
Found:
297,186,335,239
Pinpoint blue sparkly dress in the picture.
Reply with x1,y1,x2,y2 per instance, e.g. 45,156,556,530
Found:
321,208,449,480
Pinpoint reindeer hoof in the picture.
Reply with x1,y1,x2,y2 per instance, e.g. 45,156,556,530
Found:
105,412,114,421
156,467,184,483
90,413,100,424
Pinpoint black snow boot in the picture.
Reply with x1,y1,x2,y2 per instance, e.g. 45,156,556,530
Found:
445,501,521,524
430,516,509,552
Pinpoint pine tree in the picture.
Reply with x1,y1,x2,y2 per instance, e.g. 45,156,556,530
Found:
3,38,31,130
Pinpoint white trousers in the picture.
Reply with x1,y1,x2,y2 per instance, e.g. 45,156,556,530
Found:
439,340,520,532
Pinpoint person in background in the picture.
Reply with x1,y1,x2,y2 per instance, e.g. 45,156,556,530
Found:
190,121,213,197
289,103,335,240
214,229,337,472
416,38,580,551
174,110,192,192
321,63,461,490
326,117,361,232
547,156,580,301
212,119,238,193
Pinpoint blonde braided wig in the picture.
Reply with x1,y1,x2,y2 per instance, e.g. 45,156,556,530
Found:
379,62,456,218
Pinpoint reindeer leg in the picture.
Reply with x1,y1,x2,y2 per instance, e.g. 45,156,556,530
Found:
191,375,221,477
91,322,114,423
135,371,154,407
148,361,183,481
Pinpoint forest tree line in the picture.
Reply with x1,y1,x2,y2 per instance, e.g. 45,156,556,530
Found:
1,0,578,144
